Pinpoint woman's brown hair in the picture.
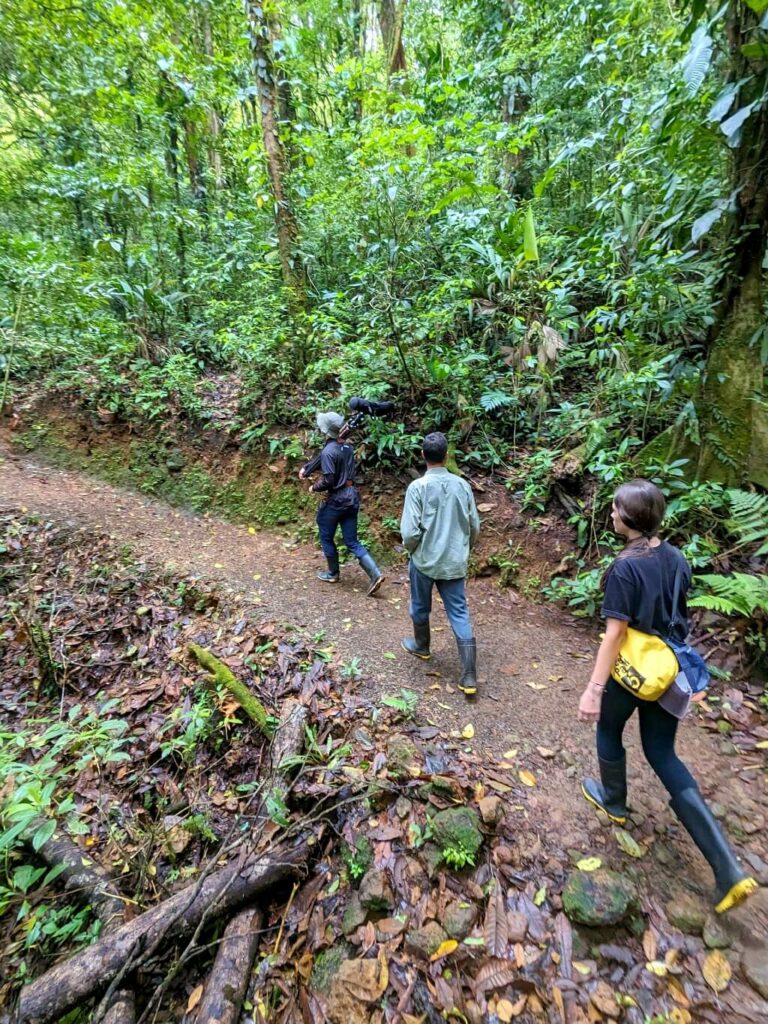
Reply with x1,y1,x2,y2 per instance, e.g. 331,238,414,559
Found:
601,479,666,584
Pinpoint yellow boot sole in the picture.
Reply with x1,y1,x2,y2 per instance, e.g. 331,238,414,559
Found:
715,877,758,914
400,640,430,660
580,783,627,826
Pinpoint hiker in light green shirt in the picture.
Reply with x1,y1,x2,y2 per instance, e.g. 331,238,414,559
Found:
400,432,481,697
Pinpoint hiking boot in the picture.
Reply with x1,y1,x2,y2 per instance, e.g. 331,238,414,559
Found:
317,555,339,584
581,756,628,825
401,621,431,659
457,638,477,697
359,553,384,596
671,786,758,913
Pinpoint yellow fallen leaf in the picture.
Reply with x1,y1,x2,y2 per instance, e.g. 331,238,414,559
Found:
496,997,517,1023
187,983,204,1012
669,1009,691,1024
248,526,256,534
503,749,518,760
646,960,667,977
572,960,593,976
614,827,645,858
577,856,602,871
755,740,768,749
526,682,547,690
252,573,261,580
702,949,731,993
430,939,458,961
474,782,485,801
214,563,224,569
461,723,475,740
518,769,536,787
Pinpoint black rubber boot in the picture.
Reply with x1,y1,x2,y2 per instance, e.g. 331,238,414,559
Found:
581,756,628,824
457,638,477,697
359,553,384,596
671,786,757,913
317,555,340,583
401,621,431,659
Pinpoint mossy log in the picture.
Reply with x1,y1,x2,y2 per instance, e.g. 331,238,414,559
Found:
15,835,312,1024
189,643,273,736
196,908,262,1024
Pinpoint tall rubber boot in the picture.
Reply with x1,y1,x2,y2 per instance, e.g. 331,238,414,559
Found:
581,756,628,825
359,553,384,596
317,554,340,583
401,621,431,659
457,638,477,697
671,787,758,913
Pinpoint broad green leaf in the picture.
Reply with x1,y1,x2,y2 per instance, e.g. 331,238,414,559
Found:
523,206,539,262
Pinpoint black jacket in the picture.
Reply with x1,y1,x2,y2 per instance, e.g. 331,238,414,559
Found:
303,440,359,508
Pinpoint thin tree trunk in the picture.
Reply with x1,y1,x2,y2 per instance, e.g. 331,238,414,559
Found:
244,0,306,307
201,5,225,189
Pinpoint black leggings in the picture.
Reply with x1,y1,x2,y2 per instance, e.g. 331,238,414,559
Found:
597,678,696,797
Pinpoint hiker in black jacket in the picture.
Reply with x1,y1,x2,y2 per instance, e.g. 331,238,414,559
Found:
299,411,384,596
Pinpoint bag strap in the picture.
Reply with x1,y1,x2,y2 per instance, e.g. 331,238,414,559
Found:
666,555,687,637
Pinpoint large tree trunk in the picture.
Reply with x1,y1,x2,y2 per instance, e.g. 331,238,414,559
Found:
244,0,306,307
680,2,768,487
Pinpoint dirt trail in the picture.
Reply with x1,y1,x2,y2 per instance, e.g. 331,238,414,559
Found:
2,444,767,914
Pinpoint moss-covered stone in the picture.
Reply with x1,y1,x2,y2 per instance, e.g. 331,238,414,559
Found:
563,869,638,927
310,942,353,993
443,900,478,940
404,921,447,959
430,806,483,864
358,868,394,912
341,894,367,936
666,893,707,935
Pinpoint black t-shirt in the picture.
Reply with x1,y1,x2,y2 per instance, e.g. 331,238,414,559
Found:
312,440,359,507
601,541,692,643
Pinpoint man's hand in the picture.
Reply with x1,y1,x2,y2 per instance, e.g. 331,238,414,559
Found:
298,467,306,480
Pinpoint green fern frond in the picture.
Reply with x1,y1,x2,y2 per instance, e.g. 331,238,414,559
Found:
689,572,768,618
726,489,768,555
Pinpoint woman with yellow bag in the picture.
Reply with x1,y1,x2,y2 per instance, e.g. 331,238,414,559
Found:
577,479,756,914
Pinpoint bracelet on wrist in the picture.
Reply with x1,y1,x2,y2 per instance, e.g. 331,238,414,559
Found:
589,680,606,690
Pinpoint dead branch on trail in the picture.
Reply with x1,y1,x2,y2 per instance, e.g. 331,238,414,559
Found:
37,825,135,1024
15,835,312,1024
195,908,263,1024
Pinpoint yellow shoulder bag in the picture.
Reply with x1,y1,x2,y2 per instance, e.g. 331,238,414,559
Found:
612,627,679,700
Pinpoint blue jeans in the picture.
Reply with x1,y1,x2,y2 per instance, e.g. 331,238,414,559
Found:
408,561,473,642
597,678,696,797
316,502,368,564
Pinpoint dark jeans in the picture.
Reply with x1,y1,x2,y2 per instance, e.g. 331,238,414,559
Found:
316,501,368,562
597,678,696,797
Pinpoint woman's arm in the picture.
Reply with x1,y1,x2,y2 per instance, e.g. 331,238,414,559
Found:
577,617,628,723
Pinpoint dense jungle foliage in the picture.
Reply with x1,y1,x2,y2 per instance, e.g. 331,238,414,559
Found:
1,0,767,615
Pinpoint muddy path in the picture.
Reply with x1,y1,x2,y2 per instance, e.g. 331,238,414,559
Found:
2,443,767,923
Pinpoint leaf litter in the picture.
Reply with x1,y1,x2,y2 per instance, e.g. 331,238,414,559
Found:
0,513,766,1022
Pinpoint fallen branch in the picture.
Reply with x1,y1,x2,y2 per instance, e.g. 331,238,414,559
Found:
37,826,126,928
137,697,308,1024
37,826,135,1024
189,643,273,736
195,909,263,1024
16,835,312,1024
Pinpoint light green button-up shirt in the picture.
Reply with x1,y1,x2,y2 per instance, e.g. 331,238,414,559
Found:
400,467,480,580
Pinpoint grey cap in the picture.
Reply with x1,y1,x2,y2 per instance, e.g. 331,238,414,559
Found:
316,411,344,438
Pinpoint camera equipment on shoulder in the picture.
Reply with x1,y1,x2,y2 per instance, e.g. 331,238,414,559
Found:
338,396,396,440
